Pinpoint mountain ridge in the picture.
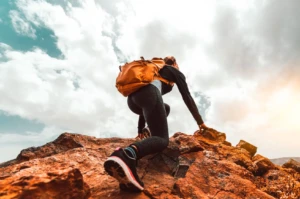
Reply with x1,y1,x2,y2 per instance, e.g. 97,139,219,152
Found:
0,129,299,198
270,157,300,166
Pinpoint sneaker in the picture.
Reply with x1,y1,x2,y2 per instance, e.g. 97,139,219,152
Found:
141,126,151,139
104,148,144,192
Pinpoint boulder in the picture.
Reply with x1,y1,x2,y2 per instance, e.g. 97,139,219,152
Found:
236,140,257,157
252,154,277,176
282,159,300,173
0,168,90,199
194,128,226,143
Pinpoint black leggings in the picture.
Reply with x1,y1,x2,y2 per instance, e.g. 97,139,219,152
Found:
138,103,170,133
127,84,169,159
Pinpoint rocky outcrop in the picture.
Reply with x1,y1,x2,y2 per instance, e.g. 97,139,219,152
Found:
253,154,278,176
283,159,300,173
236,140,257,157
0,168,90,199
0,129,299,199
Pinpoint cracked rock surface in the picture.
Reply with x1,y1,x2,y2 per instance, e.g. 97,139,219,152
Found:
0,129,300,199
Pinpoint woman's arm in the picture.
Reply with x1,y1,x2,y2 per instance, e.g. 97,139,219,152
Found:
160,66,204,125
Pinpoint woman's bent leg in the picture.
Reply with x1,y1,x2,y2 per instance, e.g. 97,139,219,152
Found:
129,85,169,159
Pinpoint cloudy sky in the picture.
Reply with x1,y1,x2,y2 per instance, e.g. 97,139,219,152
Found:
0,0,299,162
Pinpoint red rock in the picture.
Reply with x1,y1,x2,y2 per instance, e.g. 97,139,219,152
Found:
0,131,298,198
236,140,257,157
222,140,232,146
0,168,90,199
257,169,300,198
252,154,277,176
194,128,226,143
282,158,300,173
170,132,204,154
16,133,84,162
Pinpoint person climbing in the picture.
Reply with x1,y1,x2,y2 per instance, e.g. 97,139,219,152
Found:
104,56,209,192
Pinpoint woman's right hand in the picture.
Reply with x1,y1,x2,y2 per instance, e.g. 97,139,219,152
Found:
136,131,151,140
198,123,210,131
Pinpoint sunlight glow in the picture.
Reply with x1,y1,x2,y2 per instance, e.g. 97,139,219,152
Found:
268,88,300,131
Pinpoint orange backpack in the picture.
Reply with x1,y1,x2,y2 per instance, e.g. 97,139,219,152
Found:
116,57,174,97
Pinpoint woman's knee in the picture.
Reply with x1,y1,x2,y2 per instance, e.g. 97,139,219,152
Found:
160,136,169,149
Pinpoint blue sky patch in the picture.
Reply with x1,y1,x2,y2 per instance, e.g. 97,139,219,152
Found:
0,0,58,134
0,0,62,58
0,111,45,134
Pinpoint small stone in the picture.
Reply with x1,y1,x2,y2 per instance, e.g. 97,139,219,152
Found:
195,128,226,143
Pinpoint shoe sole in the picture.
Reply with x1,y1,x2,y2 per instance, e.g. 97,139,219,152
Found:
104,156,144,191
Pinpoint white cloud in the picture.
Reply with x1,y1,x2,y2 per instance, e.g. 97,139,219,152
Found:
0,0,135,139
9,10,36,38
201,0,300,158
0,0,299,162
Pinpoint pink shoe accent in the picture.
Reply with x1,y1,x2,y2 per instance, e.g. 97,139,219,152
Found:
107,156,144,191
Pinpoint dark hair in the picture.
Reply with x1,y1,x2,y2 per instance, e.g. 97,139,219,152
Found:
164,56,176,65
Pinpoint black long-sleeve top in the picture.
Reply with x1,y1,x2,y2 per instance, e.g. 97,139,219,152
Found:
160,65,204,124
137,65,204,133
